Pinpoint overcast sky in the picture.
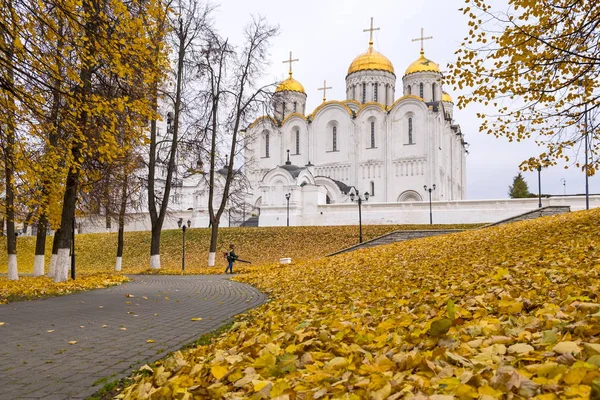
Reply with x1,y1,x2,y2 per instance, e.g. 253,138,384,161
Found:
214,0,597,200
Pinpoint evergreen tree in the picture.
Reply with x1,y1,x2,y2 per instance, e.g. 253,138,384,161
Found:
508,173,531,198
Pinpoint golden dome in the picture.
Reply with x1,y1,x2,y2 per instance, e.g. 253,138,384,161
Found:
405,52,441,76
347,45,395,76
275,75,306,94
442,91,453,103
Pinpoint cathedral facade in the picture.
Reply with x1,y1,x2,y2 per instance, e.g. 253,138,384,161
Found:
244,27,467,214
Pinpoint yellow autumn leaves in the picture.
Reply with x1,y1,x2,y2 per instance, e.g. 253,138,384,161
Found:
0,274,129,304
119,209,600,399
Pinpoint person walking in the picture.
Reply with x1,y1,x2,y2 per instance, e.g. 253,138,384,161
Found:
224,244,238,274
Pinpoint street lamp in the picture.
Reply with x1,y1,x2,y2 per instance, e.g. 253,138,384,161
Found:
578,81,590,210
560,178,566,196
349,188,370,243
423,184,436,225
536,160,550,208
177,218,191,271
285,193,291,227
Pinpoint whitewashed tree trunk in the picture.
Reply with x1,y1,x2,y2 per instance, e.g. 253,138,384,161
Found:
150,254,160,269
48,254,57,278
33,255,45,276
208,252,216,267
115,256,122,272
7,254,18,281
54,248,70,283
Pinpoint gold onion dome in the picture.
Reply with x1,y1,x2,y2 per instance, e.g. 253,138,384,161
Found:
405,51,441,76
275,74,306,94
347,44,395,76
442,91,453,103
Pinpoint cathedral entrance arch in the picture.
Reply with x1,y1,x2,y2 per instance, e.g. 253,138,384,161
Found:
397,190,422,202
254,197,262,215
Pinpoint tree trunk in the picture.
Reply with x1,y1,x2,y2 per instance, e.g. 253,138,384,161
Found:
5,136,17,280
48,228,60,278
54,162,79,282
208,219,218,266
115,173,128,271
33,213,48,276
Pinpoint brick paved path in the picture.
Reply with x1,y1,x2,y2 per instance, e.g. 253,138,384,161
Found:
0,275,267,399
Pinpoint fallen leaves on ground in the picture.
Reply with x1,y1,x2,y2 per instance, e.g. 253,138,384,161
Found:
0,274,129,304
0,224,482,276
120,209,600,399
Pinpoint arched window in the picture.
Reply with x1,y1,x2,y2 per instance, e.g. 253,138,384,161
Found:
408,118,413,144
370,181,375,196
432,83,437,101
293,102,297,113
407,85,411,95
370,121,375,148
295,129,300,154
332,126,338,151
362,83,366,103
265,133,270,157
282,102,286,119
374,83,378,102
419,83,424,99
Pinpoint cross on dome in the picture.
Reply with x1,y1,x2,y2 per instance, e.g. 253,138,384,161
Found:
317,80,332,102
412,27,433,55
363,17,380,47
282,51,299,77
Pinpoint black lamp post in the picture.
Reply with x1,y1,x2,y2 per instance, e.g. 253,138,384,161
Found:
424,184,436,225
178,218,191,271
285,193,291,226
584,103,590,210
537,165,543,208
349,188,370,243
71,214,76,280
561,178,566,196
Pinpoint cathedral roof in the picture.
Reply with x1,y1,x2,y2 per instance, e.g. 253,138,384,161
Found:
347,44,395,76
332,179,351,194
404,52,441,76
280,163,304,178
442,91,453,104
275,75,306,94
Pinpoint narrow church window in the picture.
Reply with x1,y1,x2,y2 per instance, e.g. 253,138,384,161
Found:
432,83,436,101
293,102,297,113
265,133,270,157
362,83,366,103
370,181,375,196
370,121,375,148
408,118,413,144
374,84,378,102
332,126,337,151
419,83,423,99
295,129,300,154
407,85,411,95
282,102,286,119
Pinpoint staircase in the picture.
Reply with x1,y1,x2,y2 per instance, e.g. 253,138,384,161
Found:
327,206,572,256
240,216,259,227
328,229,464,257
483,205,571,227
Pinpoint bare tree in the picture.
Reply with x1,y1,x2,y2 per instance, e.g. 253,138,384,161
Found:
147,0,212,269
201,17,278,266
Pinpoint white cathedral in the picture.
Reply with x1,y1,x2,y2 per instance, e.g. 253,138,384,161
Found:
154,23,469,228
241,25,467,221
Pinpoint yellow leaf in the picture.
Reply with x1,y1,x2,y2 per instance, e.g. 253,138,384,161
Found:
211,365,228,380
190,317,203,321
68,341,77,345
553,341,581,355
146,339,155,343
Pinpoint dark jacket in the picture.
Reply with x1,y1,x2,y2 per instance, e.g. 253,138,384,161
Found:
226,250,238,263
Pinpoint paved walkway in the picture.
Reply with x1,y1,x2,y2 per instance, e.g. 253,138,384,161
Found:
0,275,267,399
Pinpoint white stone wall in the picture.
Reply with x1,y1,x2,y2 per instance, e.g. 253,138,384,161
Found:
258,196,600,226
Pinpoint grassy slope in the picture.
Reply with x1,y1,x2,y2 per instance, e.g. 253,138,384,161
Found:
120,209,600,399
0,224,481,274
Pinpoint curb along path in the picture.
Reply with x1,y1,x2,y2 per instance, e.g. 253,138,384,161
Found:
0,275,267,399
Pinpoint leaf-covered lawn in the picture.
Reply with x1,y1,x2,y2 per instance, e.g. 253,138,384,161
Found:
119,209,600,399
0,224,480,275
0,274,129,304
